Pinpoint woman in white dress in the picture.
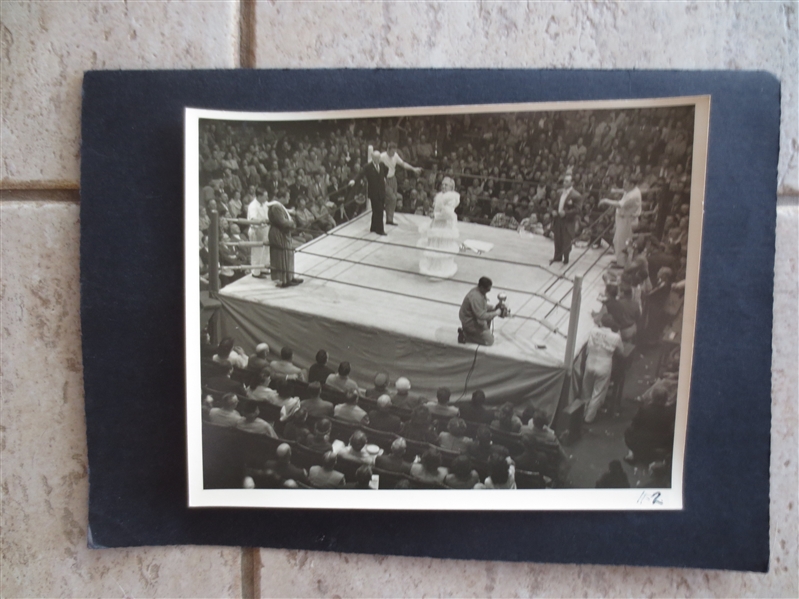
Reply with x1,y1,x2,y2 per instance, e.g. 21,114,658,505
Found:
418,177,460,278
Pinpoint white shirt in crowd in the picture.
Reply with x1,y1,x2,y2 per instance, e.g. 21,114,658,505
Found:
585,327,623,374
380,152,408,179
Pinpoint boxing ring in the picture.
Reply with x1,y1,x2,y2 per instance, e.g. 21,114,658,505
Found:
215,210,613,417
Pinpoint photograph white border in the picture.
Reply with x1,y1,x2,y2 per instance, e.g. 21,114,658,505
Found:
185,96,710,510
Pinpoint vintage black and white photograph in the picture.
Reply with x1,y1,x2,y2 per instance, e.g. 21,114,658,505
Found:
185,98,708,510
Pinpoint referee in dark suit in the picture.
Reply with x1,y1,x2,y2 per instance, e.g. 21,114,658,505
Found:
349,150,389,235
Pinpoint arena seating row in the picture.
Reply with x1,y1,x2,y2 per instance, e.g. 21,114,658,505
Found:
202,421,545,490
203,373,529,458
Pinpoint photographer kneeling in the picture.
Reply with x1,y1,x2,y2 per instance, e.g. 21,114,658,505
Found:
458,276,509,346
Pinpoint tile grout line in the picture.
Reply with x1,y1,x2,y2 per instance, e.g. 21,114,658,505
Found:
237,8,259,597
241,547,261,599
0,189,80,203
240,0,257,69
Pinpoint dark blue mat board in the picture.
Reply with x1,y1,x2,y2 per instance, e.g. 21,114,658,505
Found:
80,69,778,571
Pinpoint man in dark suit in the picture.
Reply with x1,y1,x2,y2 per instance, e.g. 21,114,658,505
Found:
206,362,247,396
349,150,389,235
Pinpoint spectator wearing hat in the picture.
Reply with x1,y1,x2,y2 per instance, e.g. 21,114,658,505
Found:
365,372,390,400
364,394,402,434
300,382,334,418
308,349,333,385
270,346,308,383
391,377,422,410
237,404,278,438
303,419,333,453
309,451,346,489
325,361,359,395
375,437,413,474
458,390,495,425
444,455,480,489
334,390,368,423
425,387,459,419
209,393,243,428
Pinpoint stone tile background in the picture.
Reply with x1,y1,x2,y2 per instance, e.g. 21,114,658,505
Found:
1,1,796,597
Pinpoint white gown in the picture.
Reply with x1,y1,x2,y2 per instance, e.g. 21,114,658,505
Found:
418,191,460,278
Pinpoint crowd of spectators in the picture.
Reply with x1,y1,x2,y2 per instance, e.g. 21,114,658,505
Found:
198,108,694,486
201,335,574,490
198,107,695,288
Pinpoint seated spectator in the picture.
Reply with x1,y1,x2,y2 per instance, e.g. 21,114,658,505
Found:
437,417,473,453
489,204,519,230
325,361,359,394
516,411,568,482
309,451,346,489
409,448,448,484
279,400,310,442
236,404,278,438
334,389,368,423
375,437,413,475
401,405,438,444
202,395,213,420
270,346,308,382
624,387,676,466
246,343,271,376
300,382,334,418
308,349,334,385
269,379,300,410
248,370,279,403
336,430,375,466
637,372,679,406
258,444,309,486
365,372,390,400
347,465,375,489
491,402,523,433
364,394,402,434
481,456,516,489
391,377,422,410
596,459,630,488
242,476,255,489
304,418,333,453
206,362,247,397
466,425,509,463
209,393,243,427
425,387,459,418
213,337,249,370
458,390,495,425
444,455,480,489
